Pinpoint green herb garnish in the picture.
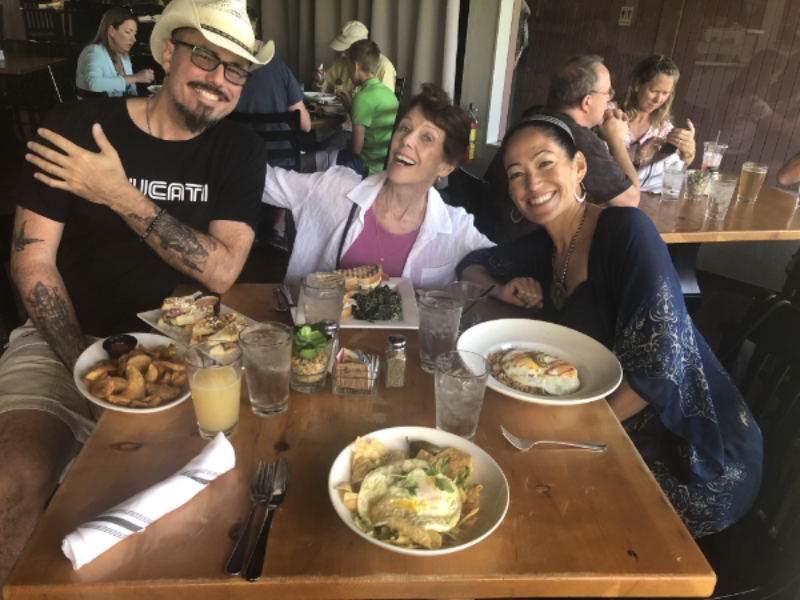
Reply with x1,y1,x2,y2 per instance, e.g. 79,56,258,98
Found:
403,479,419,496
425,456,451,478
434,478,455,493
291,324,333,359
352,285,402,322
454,467,470,488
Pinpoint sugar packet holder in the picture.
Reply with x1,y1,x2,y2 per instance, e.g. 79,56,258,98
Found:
332,348,379,396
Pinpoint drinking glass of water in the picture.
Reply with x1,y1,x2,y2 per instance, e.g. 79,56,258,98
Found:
435,350,491,442
706,173,738,221
418,291,463,374
239,322,293,418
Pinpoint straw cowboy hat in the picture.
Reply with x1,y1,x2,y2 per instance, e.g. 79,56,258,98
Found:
150,0,274,70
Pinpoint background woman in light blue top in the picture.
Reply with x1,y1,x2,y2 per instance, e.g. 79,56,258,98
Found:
76,7,154,97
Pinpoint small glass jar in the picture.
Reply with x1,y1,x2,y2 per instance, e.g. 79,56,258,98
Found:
384,335,407,388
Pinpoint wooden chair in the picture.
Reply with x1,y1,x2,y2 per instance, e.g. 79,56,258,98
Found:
20,7,64,42
394,77,406,103
225,110,303,250
698,301,800,599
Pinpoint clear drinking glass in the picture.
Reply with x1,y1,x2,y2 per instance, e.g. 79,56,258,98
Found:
301,272,345,325
444,281,489,333
418,291,463,374
185,343,243,440
701,142,728,172
706,173,738,221
239,322,293,418
684,169,711,201
434,350,491,442
661,165,685,201
738,162,768,204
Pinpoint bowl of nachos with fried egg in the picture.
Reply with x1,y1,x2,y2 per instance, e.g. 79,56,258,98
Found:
329,427,509,555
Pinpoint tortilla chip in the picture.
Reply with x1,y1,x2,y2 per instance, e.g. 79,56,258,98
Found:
386,519,442,550
437,447,474,486
351,437,389,485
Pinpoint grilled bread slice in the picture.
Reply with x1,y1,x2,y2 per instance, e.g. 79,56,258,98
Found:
189,313,248,345
334,264,383,291
158,304,214,327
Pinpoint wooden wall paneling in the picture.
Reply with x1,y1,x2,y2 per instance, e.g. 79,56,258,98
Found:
654,0,686,56
688,0,727,130
739,0,794,172
672,0,715,126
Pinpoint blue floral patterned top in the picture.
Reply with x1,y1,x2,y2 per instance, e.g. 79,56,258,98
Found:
457,207,763,538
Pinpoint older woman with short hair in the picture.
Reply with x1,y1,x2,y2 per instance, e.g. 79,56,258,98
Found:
458,115,762,538
613,55,696,191
76,7,154,97
262,83,494,286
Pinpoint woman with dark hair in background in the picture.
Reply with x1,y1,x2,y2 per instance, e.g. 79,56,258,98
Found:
75,7,154,97
458,115,762,538
613,55,696,191
262,83,494,287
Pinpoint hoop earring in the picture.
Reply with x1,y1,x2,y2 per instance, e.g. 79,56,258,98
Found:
574,182,586,203
510,207,523,224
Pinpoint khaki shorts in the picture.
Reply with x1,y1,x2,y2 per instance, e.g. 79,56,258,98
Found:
0,321,96,443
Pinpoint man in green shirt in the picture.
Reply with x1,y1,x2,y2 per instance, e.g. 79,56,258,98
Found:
339,40,399,176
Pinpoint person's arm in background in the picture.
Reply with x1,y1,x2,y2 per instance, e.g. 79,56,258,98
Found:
596,114,641,206
376,56,396,94
287,100,311,132
777,151,800,185
350,124,365,154
10,207,88,370
80,46,153,93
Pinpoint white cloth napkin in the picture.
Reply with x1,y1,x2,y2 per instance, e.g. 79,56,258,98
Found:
62,432,235,569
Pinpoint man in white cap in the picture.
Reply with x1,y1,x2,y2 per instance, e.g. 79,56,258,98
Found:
0,0,272,583
314,20,396,100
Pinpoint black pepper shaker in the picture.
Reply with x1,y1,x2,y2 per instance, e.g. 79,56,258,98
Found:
384,335,407,388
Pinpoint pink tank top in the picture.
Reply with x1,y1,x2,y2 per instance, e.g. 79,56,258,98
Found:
339,206,420,277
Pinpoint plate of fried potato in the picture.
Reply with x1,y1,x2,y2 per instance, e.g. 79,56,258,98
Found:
73,333,190,413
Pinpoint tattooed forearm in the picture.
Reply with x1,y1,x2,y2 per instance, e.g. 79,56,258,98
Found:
13,222,44,252
24,281,87,368
127,210,217,273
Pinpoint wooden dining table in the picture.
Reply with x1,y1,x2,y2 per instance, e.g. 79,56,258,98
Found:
0,55,66,76
639,176,800,308
3,283,716,599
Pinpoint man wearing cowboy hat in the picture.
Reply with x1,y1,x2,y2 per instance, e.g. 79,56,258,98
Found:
0,0,272,582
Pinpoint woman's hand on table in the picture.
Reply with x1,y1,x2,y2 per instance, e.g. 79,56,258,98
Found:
666,118,696,163
495,277,544,309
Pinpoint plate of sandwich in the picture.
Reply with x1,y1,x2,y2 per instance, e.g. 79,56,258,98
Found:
138,292,256,345
293,265,420,329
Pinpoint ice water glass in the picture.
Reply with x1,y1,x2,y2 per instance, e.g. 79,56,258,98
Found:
445,281,489,333
418,291,463,374
706,173,738,221
684,169,711,201
301,272,345,325
702,142,728,172
661,165,685,201
185,344,243,440
738,162,768,204
434,350,490,442
239,322,293,418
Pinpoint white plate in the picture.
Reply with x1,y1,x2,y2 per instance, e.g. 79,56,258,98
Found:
457,319,622,405
73,333,190,414
304,92,337,102
328,426,509,556
137,301,257,345
292,277,419,329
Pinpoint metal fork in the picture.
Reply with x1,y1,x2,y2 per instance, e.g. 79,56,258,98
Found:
225,462,275,575
273,287,288,311
501,426,607,452
279,285,296,309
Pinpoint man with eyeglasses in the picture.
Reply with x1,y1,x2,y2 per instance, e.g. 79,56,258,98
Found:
482,55,641,244
0,0,271,583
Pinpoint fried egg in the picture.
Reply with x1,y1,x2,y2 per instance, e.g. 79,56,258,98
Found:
501,349,580,396
357,461,462,532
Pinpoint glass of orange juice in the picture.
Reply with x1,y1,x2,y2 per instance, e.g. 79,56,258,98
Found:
185,343,243,440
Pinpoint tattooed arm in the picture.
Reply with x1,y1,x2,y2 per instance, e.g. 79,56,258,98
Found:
25,124,254,293
10,207,88,370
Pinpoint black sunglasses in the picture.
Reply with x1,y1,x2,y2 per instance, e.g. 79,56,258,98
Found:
171,39,250,86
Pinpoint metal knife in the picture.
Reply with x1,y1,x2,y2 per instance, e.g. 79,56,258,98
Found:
279,285,296,310
244,457,289,582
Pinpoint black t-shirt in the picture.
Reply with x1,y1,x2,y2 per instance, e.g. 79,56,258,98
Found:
483,108,633,244
17,98,266,337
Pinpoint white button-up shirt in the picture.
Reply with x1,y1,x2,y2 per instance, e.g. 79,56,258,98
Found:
263,167,495,286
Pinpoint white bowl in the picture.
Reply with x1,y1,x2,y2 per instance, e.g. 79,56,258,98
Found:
304,92,337,103
328,426,509,556
73,333,190,414
458,319,623,405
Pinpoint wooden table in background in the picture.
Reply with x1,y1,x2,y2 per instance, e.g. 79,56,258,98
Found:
4,284,716,599
640,178,800,309
0,55,66,76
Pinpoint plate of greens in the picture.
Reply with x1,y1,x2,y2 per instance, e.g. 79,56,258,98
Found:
293,277,420,330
